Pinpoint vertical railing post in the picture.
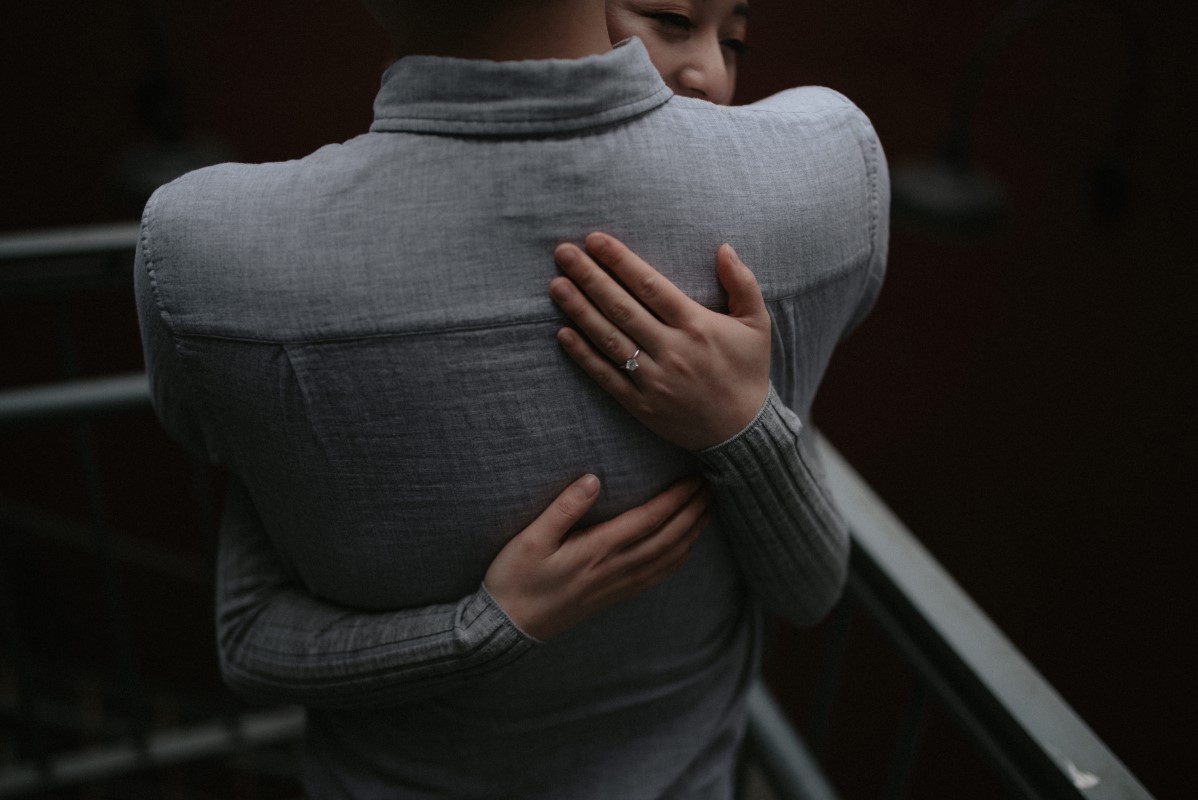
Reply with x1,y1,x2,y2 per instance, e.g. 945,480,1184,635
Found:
52,304,150,756
0,544,48,777
880,680,930,800
805,595,854,759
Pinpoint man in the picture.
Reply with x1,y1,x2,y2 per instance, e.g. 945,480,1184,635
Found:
135,1,888,796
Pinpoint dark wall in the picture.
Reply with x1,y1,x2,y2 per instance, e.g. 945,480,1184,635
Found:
3,2,1193,797
742,3,1196,797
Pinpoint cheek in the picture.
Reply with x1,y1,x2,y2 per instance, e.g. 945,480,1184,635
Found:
638,41,688,87
719,64,738,105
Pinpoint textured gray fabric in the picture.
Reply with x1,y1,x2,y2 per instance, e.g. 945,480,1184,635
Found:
135,39,888,800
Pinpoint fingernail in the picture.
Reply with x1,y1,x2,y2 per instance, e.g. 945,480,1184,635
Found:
724,243,740,262
554,243,576,265
587,232,610,255
555,327,575,346
549,279,571,302
578,473,600,497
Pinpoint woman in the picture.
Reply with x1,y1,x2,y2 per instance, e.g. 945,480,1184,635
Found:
606,0,749,106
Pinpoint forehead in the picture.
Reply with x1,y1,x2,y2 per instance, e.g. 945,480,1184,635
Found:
698,0,750,22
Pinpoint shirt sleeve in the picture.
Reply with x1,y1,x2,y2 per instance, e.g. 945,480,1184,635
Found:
695,385,849,627
133,198,213,462
215,476,538,708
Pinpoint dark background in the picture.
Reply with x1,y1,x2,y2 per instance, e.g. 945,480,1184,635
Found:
2,1,1194,797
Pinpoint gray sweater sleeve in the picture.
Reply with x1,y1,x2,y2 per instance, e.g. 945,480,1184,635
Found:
696,384,849,626
215,477,537,708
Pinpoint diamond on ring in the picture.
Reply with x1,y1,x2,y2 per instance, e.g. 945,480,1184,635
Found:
622,348,641,373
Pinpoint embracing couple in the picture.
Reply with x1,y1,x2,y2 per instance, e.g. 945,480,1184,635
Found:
135,1,889,797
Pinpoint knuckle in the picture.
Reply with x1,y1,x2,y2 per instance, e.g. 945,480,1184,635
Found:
684,326,712,348
633,398,656,418
553,498,580,523
637,274,660,300
592,367,615,388
600,329,623,356
609,301,636,325
575,267,601,290
663,351,689,373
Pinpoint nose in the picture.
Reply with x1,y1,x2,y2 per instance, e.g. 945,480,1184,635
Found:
675,39,730,103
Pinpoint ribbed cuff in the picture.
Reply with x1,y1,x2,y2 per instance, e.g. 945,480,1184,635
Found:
695,384,798,461
477,583,544,646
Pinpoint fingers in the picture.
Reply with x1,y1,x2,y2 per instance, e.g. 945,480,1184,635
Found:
550,276,644,369
599,510,707,602
554,326,640,406
584,475,705,560
552,234,690,354
717,244,770,328
524,474,602,550
602,484,708,571
583,233,697,327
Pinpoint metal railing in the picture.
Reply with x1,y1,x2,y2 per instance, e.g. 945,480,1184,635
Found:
0,225,1154,799
812,441,1152,800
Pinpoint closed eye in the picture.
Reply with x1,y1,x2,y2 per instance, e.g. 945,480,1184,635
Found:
721,38,750,56
646,12,696,31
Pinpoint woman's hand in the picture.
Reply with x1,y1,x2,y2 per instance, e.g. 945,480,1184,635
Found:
550,232,771,452
483,473,708,641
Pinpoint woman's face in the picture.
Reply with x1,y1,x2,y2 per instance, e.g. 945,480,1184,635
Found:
606,0,749,106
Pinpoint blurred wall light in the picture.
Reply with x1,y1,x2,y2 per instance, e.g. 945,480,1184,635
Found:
112,0,234,214
891,0,1145,236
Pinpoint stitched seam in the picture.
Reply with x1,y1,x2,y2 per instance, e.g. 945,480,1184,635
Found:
168,298,702,346
864,126,881,270
140,197,212,448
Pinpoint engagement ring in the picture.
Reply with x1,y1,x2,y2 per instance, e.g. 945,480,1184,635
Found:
622,348,641,373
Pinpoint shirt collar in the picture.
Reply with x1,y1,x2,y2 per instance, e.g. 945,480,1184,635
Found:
370,37,672,136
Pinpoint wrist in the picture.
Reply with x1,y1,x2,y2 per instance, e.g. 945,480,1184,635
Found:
479,582,544,644
694,383,777,455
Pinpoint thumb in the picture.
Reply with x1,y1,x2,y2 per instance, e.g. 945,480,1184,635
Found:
717,244,769,326
532,474,601,546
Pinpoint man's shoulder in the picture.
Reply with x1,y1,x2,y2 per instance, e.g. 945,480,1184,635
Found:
741,86,863,115
147,139,360,220
667,85,872,126
135,141,365,334
138,137,370,271
657,86,882,171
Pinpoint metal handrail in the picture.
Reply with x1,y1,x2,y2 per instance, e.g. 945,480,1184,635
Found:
745,682,840,800
0,223,139,297
0,373,150,427
0,223,141,262
817,439,1153,800
0,708,303,797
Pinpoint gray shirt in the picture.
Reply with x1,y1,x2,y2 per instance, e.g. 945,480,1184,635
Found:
136,40,888,800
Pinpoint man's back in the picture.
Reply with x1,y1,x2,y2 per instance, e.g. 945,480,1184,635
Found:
136,41,886,799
